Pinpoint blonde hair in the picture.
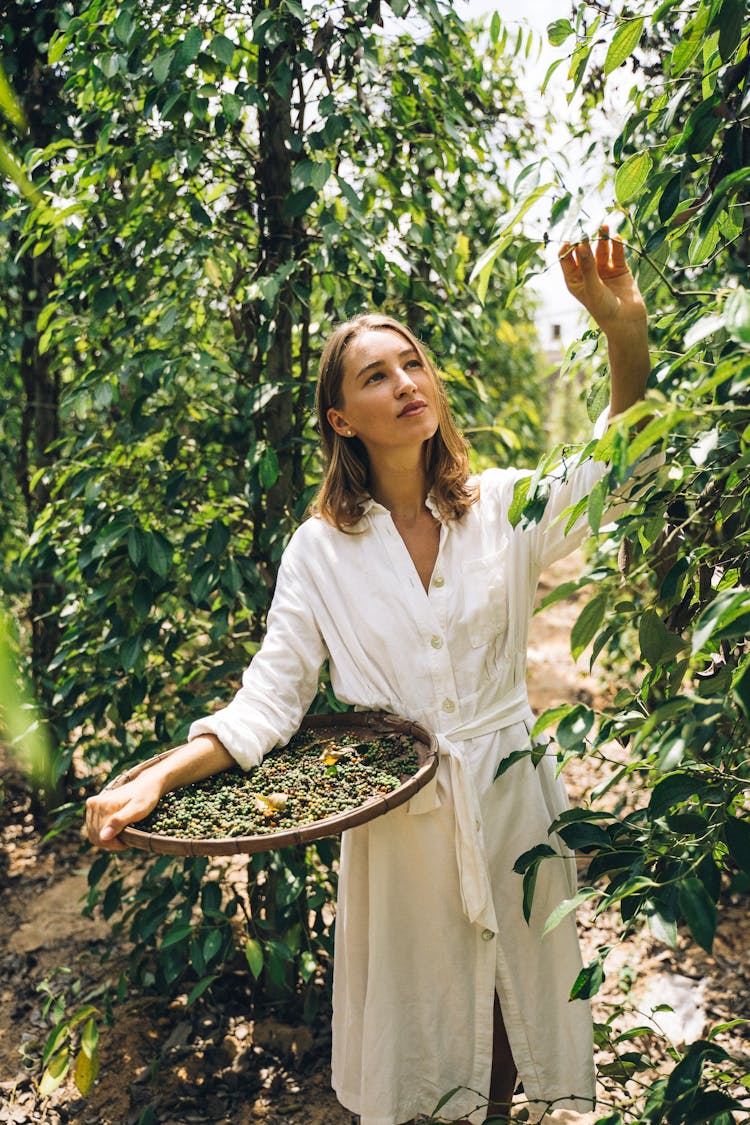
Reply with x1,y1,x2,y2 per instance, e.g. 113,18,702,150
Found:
313,314,476,529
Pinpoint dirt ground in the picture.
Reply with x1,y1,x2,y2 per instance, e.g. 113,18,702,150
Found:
1,551,748,1124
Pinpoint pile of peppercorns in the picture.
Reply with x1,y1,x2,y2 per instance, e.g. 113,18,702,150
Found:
138,726,421,840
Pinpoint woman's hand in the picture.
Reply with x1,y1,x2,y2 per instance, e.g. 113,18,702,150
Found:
85,734,235,852
85,773,162,852
559,224,650,418
558,224,647,337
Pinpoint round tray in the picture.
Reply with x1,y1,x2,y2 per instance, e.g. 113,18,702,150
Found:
106,711,438,856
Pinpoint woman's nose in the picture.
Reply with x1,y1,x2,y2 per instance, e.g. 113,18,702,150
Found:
394,366,417,394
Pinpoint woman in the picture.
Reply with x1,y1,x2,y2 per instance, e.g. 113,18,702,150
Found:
86,229,653,1125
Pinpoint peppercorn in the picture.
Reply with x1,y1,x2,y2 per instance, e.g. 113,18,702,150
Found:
140,725,422,840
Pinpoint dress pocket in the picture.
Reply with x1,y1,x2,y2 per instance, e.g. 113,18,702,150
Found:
461,541,509,648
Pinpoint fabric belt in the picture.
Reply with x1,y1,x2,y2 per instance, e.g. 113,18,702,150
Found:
408,682,536,934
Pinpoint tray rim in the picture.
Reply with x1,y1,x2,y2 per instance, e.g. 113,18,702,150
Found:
106,711,438,856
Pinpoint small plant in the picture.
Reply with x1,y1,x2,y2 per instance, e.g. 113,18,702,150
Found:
34,968,106,1099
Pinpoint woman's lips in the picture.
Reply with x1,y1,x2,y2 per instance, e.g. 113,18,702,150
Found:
398,401,427,417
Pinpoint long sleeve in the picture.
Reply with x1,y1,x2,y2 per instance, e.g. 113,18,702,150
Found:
520,407,663,572
187,539,329,771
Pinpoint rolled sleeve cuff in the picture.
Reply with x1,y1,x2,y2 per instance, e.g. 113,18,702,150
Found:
187,716,264,772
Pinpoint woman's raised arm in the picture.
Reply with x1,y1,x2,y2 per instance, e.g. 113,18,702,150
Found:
558,225,650,419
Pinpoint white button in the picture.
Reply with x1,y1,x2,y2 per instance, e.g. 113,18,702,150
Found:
430,635,443,649
432,575,445,588
481,929,495,942
442,699,455,713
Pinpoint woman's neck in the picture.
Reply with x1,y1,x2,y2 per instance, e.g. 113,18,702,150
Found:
369,452,431,525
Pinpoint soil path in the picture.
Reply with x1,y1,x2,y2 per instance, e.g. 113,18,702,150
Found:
1,552,747,1124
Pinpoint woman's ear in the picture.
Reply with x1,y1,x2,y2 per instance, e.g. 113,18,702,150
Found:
327,406,355,438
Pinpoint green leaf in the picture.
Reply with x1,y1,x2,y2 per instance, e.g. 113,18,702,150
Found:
732,659,750,721
556,704,594,750
541,57,565,95
725,815,750,874
639,609,686,667
113,10,135,46
74,1042,99,1096
649,772,700,819
531,704,573,739
508,475,531,527
571,592,607,661
203,928,222,965
431,1087,463,1115
717,0,745,60
120,634,142,673
614,151,653,204
692,588,750,653
494,748,531,779
258,446,279,489
152,50,174,84
570,957,605,999
678,877,716,952
469,183,554,303
206,520,230,558
543,888,599,935
161,923,193,949
40,1047,70,1097
48,32,67,66
490,11,501,44
144,530,173,578
176,26,203,68
299,950,317,982
127,527,146,567
283,186,317,218
587,476,607,534
221,93,242,124
210,34,236,65
513,842,558,874
547,19,574,46
648,908,678,949
186,974,218,1006
81,1016,99,1059
522,862,539,923
604,17,644,75
688,222,720,266
245,938,264,979
724,288,750,346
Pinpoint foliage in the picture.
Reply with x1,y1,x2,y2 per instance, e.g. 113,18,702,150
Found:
0,0,551,1053
480,1,750,1122
27,969,107,1100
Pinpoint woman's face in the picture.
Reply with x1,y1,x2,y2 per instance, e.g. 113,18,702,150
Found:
327,328,439,457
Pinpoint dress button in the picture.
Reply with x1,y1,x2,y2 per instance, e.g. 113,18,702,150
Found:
432,575,445,588
482,929,495,942
431,635,443,649
442,699,456,713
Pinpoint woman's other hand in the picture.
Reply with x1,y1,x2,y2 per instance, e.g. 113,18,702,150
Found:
85,733,234,852
85,774,162,851
558,224,647,337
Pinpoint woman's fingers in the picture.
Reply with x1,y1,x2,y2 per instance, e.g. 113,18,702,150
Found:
595,226,611,271
558,240,582,289
611,231,627,270
576,238,598,276
85,795,129,851
85,781,160,851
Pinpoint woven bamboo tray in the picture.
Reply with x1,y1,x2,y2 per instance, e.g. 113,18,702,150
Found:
106,711,438,857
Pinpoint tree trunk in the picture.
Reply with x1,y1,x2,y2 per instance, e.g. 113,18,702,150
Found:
249,0,304,570
19,246,63,718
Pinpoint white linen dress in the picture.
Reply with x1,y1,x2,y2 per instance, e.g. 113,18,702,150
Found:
187,412,657,1125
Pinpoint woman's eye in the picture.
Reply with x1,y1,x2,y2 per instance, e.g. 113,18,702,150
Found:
365,372,384,384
